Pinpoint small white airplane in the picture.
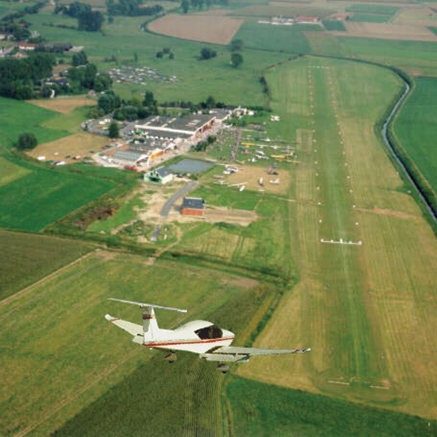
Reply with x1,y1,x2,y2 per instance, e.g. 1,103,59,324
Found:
105,298,311,373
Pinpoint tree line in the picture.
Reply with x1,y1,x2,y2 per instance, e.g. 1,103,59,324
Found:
0,51,112,99
106,0,163,17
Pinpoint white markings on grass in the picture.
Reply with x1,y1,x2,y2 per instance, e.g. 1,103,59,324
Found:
321,238,363,246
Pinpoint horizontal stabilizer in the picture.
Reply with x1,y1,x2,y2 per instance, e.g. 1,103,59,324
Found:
212,346,311,356
105,314,143,338
108,298,187,313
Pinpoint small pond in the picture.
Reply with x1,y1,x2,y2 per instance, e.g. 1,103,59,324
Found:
168,158,214,174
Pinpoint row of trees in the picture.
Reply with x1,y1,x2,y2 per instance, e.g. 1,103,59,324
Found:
91,90,158,121
181,0,228,14
55,2,104,32
106,0,163,16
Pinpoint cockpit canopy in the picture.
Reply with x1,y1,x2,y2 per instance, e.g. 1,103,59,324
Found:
195,324,223,340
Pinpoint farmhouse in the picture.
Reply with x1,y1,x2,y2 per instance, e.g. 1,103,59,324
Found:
144,166,173,184
181,197,205,216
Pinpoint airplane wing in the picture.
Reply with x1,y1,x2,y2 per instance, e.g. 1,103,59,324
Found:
200,346,311,362
105,314,143,344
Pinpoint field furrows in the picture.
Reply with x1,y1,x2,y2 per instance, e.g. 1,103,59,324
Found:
1,249,272,435
239,57,437,418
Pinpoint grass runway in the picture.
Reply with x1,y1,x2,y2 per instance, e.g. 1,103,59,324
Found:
237,57,437,419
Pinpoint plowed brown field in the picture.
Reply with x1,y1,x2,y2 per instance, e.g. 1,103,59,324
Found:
148,13,243,44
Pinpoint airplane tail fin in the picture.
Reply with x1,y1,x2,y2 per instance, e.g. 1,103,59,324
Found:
108,298,187,340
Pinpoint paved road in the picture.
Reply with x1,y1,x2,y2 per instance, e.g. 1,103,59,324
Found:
150,180,197,241
160,180,197,217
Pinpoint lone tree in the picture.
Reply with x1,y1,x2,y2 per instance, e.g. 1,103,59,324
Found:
17,133,38,150
231,52,243,68
230,38,243,52
108,121,119,138
200,47,216,60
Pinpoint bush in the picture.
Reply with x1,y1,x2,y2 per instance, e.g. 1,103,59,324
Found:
16,133,38,150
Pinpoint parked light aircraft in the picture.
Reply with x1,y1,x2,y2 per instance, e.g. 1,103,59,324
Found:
105,298,311,373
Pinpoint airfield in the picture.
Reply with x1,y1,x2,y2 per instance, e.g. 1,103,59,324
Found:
1,0,437,435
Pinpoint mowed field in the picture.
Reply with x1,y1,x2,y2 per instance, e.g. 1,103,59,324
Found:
236,57,437,419
0,250,276,436
27,96,96,114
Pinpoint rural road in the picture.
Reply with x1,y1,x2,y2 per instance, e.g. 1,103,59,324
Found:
150,180,197,241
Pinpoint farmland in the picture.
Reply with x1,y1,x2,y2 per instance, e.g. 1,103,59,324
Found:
0,230,92,300
0,156,116,232
2,0,437,434
0,250,276,436
393,76,437,194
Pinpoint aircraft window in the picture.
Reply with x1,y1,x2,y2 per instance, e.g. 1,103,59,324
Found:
195,325,223,340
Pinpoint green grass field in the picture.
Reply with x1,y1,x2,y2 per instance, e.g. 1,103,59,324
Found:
233,22,318,54
345,4,400,15
393,76,437,195
0,156,115,232
349,13,393,23
0,97,70,149
346,4,399,23
322,19,346,31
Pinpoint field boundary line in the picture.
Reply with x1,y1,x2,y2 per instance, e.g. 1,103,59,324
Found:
0,249,99,308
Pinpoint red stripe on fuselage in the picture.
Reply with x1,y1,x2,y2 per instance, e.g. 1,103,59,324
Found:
143,337,234,347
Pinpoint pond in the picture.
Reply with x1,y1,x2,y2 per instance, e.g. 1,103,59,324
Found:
168,158,214,174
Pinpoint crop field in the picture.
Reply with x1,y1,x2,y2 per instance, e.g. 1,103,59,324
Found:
0,230,91,301
301,35,437,76
393,76,437,194
234,22,319,54
0,250,277,436
345,4,400,16
322,19,346,31
148,13,243,44
236,57,437,419
339,22,437,41
227,376,436,436
0,156,115,232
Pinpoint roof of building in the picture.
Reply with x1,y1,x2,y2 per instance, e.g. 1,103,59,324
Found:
156,166,173,178
113,149,143,162
181,197,205,210
136,113,215,135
